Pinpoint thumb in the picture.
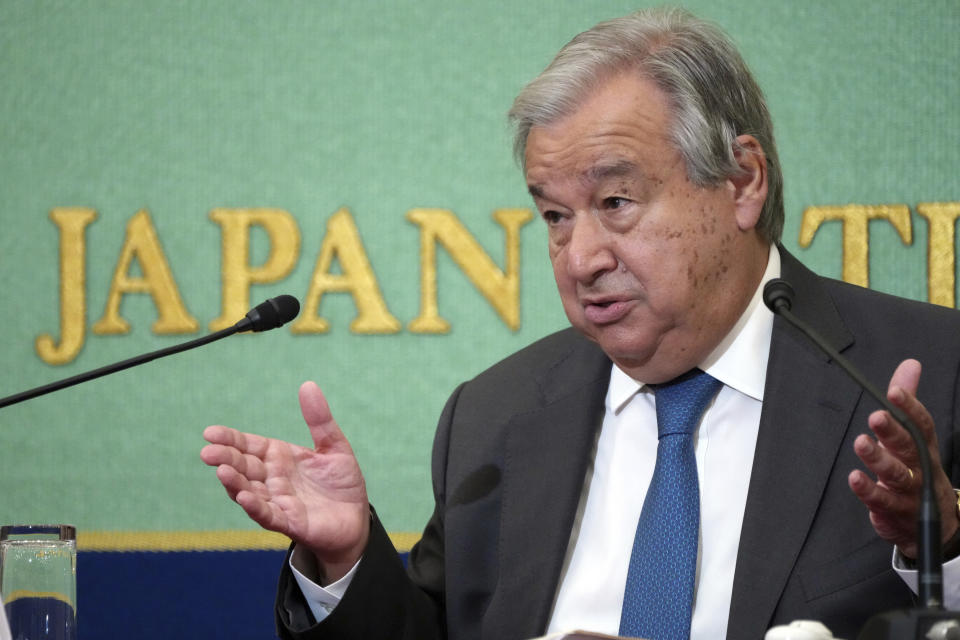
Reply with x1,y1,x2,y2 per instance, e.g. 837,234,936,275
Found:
888,359,922,398
298,381,352,454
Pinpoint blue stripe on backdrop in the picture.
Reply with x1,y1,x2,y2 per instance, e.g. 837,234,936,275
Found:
76,550,411,639
78,550,284,639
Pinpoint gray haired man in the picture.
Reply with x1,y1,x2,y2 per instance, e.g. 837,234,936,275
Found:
203,8,960,639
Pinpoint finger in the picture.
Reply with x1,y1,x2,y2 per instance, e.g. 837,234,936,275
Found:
202,424,237,446
298,381,353,454
848,468,877,503
235,489,288,532
887,359,921,396
867,409,920,467
201,444,270,482
848,468,912,517
887,359,936,440
200,442,229,468
215,464,251,501
853,433,916,493
202,424,273,459
201,441,248,467
880,363,944,486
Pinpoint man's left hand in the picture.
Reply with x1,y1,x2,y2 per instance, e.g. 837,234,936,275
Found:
848,358,959,559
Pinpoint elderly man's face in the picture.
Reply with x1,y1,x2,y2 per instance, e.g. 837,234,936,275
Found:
524,72,767,382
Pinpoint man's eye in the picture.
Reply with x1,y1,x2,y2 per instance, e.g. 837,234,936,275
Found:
541,210,563,224
603,197,629,209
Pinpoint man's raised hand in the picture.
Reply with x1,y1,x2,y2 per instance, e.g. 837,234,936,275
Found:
201,381,370,583
848,359,959,559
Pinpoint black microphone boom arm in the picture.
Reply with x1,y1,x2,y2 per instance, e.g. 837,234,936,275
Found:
0,295,300,410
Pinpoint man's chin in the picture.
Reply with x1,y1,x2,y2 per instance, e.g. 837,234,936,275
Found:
596,340,657,374
592,335,699,383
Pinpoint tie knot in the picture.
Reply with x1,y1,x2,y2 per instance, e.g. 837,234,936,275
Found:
651,369,723,438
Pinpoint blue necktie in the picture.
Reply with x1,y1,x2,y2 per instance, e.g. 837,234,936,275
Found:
619,369,723,640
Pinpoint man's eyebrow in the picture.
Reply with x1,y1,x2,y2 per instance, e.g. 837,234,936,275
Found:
585,160,637,183
527,160,638,199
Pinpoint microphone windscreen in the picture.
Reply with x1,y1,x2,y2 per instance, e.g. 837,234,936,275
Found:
245,295,301,331
272,294,301,325
762,279,795,313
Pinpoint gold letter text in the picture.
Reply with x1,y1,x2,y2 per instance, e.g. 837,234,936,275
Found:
406,208,534,333
208,208,301,330
799,204,912,287
291,208,400,334
35,207,98,365
916,202,960,308
92,210,199,334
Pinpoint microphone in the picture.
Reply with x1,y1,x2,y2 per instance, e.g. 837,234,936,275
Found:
763,279,958,638
0,295,301,409
761,278,795,314
234,294,300,332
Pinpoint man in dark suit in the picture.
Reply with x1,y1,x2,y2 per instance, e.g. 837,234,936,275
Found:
201,8,960,639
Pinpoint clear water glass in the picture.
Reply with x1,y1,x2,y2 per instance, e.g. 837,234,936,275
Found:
0,525,77,640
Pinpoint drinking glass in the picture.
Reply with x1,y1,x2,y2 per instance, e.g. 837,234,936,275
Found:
0,525,77,640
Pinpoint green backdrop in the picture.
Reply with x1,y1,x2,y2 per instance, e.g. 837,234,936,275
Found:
1,0,958,543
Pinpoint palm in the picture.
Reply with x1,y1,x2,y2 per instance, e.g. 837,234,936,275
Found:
259,435,367,551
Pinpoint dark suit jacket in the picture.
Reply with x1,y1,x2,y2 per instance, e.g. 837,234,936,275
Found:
276,248,960,640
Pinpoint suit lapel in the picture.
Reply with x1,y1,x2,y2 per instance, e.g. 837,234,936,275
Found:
484,335,611,640
727,249,862,638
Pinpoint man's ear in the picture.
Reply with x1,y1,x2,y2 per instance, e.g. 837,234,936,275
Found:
729,134,768,231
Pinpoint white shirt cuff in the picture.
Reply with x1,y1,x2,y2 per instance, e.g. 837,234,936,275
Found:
892,547,960,610
289,543,362,623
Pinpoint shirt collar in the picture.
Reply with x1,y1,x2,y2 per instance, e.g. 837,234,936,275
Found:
608,245,780,412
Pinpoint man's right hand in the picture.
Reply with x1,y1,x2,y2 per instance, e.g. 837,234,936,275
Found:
200,381,370,584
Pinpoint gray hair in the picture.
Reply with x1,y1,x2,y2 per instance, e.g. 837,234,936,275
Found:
509,7,784,243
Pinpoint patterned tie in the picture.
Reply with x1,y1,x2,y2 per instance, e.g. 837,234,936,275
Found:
619,369,723,640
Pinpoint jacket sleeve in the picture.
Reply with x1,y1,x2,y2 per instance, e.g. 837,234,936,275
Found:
274,509,445,640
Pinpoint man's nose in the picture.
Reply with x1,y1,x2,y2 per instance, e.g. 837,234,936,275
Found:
566,214,617,283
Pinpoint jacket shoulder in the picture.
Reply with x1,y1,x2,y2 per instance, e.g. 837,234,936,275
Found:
451,328,609,421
